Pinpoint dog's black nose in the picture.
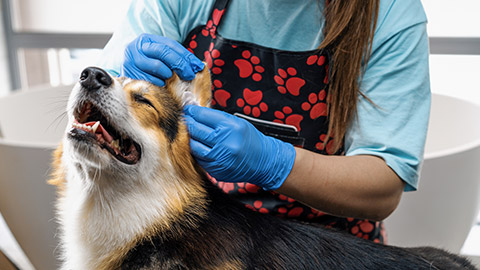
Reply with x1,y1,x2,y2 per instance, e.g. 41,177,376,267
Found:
79,67,112,90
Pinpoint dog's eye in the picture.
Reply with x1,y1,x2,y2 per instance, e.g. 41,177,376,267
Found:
133,94,155,109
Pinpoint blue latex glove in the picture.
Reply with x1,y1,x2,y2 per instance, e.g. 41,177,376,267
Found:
122,33,205,86
184,105,296,191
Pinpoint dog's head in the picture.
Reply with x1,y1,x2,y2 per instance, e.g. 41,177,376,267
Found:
51,66,211,187
50,66,212,269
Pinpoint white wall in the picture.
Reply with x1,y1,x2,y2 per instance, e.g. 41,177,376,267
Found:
12,0,130,33
421,0,480,106
422,0,480,37
429,55,480,106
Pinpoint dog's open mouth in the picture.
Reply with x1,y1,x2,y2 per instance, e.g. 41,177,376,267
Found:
69,102,141,164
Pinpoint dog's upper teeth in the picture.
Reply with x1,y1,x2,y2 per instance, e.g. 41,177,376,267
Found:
92,121,100,133
72,122,95,132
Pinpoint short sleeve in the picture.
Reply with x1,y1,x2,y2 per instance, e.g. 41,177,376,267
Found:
96,0,213,76
345,0,431,191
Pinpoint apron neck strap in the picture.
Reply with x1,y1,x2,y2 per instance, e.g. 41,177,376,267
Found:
207,0,230,30
211,0,230,10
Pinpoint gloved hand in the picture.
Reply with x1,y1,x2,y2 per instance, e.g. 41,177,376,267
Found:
122,33,205,86
184,105,296,191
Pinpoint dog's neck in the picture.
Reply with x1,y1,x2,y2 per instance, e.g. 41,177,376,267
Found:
59,157,207,270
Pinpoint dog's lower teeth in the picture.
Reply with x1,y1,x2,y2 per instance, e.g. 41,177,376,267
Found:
111,140,120,149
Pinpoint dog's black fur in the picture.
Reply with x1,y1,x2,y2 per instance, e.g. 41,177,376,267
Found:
60,68,474,269
121,174,476,270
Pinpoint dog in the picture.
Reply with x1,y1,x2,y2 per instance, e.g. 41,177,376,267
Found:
49,66,476,270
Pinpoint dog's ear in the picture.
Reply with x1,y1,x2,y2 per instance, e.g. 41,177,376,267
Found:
167,63,212,107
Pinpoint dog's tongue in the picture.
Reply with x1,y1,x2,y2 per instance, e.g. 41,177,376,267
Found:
95,124,114,143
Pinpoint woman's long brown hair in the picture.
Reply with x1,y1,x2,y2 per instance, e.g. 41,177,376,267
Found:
319,0,379,152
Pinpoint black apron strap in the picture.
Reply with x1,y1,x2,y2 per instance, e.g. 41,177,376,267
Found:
212,0,230,10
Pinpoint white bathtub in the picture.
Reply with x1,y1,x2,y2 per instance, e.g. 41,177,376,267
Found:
0,85,71,270
385,94,480,253
1,88,479,270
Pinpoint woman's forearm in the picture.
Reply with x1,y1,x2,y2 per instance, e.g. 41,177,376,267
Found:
276,147,405,221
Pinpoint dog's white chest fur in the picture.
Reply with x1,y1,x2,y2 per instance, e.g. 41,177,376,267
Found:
58,165,174,270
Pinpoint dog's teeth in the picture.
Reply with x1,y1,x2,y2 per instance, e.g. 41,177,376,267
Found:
92,121,100,133
111,140,119,149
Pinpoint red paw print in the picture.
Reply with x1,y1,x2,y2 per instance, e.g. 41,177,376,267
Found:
315,134,335,155
351,220,375,240
237,183,261,194
208,175,235,193
204,43,224,75
201,9,224,38
301,89,327,119
234,50,264,82
278,194,296,203
306,55,326,66
276,206,303,218
273,106,304,131
278,207,288,215
187,34,197,53
211,80,230,107
274,67,305,96
307,55,329,84
217,182,235,194
286,207,304,218
360,221,375,234
251,200,269,214
236,88,268,117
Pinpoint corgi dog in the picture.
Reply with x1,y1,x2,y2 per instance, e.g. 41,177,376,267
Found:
50,66,476,270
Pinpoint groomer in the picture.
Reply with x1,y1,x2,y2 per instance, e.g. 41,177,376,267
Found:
98,0,430,243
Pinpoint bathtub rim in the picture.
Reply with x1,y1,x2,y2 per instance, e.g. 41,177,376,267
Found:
0,138,58,149
424,93,480,160
425,138,480,160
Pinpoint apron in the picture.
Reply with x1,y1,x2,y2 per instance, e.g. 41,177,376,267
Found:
183,0,385,243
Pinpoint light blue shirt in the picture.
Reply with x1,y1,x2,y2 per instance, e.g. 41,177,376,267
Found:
98,0,431,191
